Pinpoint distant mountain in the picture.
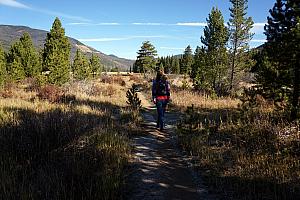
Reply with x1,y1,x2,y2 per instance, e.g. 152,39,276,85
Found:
0,25,134,71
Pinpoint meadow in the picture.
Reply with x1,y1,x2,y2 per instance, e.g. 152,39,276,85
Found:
0,75,141,200
172,84,300,199
0,74,299,200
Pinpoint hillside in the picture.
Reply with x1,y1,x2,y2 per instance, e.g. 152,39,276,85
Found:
0,25,134,71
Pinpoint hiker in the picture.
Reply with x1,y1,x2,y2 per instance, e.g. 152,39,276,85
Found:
152,70,170,131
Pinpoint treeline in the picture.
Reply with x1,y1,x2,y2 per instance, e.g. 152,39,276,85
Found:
0,17,102,86
133,0,254,96
133,0,300,119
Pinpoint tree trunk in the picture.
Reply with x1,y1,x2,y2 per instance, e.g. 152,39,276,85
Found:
230,38,238,93
291,63,300,120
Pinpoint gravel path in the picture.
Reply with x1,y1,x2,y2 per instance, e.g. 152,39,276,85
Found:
125,99,217,200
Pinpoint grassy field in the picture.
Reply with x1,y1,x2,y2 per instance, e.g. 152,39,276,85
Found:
1,74,299,199
172,86,300,199
0,76,140,200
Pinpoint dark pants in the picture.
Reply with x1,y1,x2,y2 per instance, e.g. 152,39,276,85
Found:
156,100,168,130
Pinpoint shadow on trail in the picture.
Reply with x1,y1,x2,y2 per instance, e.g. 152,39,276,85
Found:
125,106,215,200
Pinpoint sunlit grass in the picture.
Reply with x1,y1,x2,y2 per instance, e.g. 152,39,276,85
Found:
177,91,300,199
0,76,133,199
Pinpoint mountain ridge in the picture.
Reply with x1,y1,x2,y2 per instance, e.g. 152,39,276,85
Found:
0,24,134,71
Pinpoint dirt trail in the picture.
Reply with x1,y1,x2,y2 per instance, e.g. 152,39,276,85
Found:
125,94,217,200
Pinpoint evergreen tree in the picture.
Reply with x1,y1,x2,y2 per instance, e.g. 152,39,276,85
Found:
135,41,157,73
171,57,180,74
192,46,207,89
164,56,171,74
6,32,41,79
132,60,139,73
201,7,229,94
6,42,25,81
90,53,102,77
19,32,41,77
228,0,254,92
0,43,6,87
255,0,300,119
72,49,91,80
181,45,194,74
43,17,71,85
8,58,25,81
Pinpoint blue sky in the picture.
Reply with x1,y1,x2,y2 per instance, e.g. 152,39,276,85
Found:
0,0,275,59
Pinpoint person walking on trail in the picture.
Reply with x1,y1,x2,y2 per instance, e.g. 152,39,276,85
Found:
152,70,171,131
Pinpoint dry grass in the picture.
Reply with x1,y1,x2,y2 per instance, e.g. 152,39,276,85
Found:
177,97,300,199
171,89,240,110
0,77,135,200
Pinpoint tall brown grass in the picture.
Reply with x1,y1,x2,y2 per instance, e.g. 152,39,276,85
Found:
0,78,132,200
175,87,300,199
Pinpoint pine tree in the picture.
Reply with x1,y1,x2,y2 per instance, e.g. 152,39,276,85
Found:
90,53,102,77
6,42,25,81
6,32,41,79
228,0,254,92
43,17,71,85
254,0,300,119
135,41,157,74
201,7,229,94
0,43,6,87
192,46,207,89
181,45,194,74
72,49,91,80
19,32,41,77
171,56,180,74
132,60,139,73
8,58,25,81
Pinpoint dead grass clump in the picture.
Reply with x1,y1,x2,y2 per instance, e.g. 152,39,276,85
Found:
37,84,64,103
129,75,143,84
100,75,126,86
0,88,13,98
89,84,117,97
22,77,40,92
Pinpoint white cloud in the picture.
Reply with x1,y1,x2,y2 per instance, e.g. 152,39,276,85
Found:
176,22,207,27
96,22,120,25
78,35,169,42
132,22,165,26
0,0,90,22
67,22,120,26
78,37,128,42
36,9,90,22
67,22,90,25
0,0,30,9
131,22,207,27
160,47,185,50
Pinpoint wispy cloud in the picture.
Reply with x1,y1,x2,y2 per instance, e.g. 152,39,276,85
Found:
130,22,207,27
67,22,120,26
0,0,90,22
78,37,127,42
160,47,185,50
78,35,169,42
37,9,90,22
176,22,207,27
132,22,165,26
0,0,30,9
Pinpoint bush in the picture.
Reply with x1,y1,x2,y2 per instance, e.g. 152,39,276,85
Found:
37,84,64,103
101,75,126,86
